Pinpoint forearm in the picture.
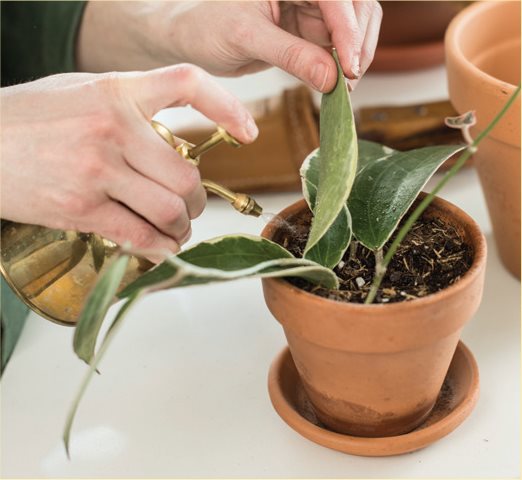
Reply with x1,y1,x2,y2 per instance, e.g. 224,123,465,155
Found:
76,1,187,72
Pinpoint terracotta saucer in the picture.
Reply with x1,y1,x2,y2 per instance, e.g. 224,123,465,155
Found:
369,40,445,72
268,341,479,457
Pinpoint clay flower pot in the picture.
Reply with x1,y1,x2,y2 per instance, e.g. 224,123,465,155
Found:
262,195,486,437
445,1,521,278
371,1,467,71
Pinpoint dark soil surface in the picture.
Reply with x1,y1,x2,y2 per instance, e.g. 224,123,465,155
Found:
274,208,473,304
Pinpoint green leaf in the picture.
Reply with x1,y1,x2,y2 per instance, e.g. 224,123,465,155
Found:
357,139,396,171
64,291,142,458
306,206,351,268
300,148,352,268
304,50,357,257
73,255,130,365
348,144,465,250
119,234,339,297
301,148,320,209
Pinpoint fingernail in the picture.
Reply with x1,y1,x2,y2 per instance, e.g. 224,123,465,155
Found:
179,228,192,245
351,55,361,79
311,63,329,91
347,78,359,92
244,117,259,141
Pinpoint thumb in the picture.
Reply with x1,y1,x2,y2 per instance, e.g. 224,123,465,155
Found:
250,22,338,92
124,64,258,144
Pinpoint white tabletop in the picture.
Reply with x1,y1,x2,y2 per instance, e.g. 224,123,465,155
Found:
1,66,520,478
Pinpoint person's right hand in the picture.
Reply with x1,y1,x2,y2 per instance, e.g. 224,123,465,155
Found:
1,65,258,261
77,1,382,93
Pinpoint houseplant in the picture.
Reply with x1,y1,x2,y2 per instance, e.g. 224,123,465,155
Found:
445,0,521,279
63,52,520,455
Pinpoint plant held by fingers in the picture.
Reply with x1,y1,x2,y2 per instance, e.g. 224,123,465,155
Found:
64,51,521,455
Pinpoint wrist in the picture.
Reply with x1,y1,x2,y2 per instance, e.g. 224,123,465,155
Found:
76,2,163,72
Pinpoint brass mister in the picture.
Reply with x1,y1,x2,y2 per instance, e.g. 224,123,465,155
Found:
0,122,262,326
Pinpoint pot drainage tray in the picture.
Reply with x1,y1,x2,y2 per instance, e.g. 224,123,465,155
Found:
268,341,479,457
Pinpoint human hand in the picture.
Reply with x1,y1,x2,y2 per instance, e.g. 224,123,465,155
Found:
77,1,382,92
1,65,258,261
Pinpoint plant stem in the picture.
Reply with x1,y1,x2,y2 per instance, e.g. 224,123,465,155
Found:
364,85,520,305
374,248,384,273
350,240,358,259
368,248,386,301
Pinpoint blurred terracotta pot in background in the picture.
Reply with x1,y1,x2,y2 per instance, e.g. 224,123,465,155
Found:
446,1,521,279
371,1,468,72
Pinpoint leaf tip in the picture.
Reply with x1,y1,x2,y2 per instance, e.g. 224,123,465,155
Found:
63,433,71,460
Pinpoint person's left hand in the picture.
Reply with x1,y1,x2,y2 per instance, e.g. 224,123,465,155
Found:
77,1,382,92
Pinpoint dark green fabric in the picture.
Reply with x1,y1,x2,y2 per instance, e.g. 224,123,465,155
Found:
1,0,87,86
1,1,86,373
1,278,29,374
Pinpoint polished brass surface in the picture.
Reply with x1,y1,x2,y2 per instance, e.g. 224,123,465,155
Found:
152,121,263,217
189,126,241,158
0,122,262,326
202,180,263,217
0,222,146,326
151,122,240,167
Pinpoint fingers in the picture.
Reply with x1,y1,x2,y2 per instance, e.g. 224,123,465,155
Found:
319,1,363,80
125,64,258,144
124,124,207,220
257,1,380,92
247,20,339,92
107,167,194,245
314,1,382,86
101,64,256,256
94,201,181,264
294,5,332,46
353,1,383,75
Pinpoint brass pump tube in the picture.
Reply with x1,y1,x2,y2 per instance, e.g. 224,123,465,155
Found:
151,121,262,217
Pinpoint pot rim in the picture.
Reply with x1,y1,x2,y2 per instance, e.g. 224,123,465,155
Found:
445,1,519,92
261,194,487,312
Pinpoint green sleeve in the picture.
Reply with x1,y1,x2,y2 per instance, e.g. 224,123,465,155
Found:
1,278,29,375
1,0,87,86
1,1,86,371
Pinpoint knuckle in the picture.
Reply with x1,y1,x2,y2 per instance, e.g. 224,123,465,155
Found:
278,41,307,73
56,191,93,218
169,64,204,102
177,165,203,198
78,152,107,180
94,72,123,99
128,224,158,249
160,195,186,226
84,109,121,145
230,22,254,49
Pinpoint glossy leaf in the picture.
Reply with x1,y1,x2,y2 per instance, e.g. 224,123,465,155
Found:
119,234,339,297
73,255,130,365
300,148,352,268
357,139,395,171
348,143,465,250
304,50,357,258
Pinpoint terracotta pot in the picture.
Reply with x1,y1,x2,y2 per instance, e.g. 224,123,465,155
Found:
262,195,486,437
445,1,521,278
371,1,467,72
